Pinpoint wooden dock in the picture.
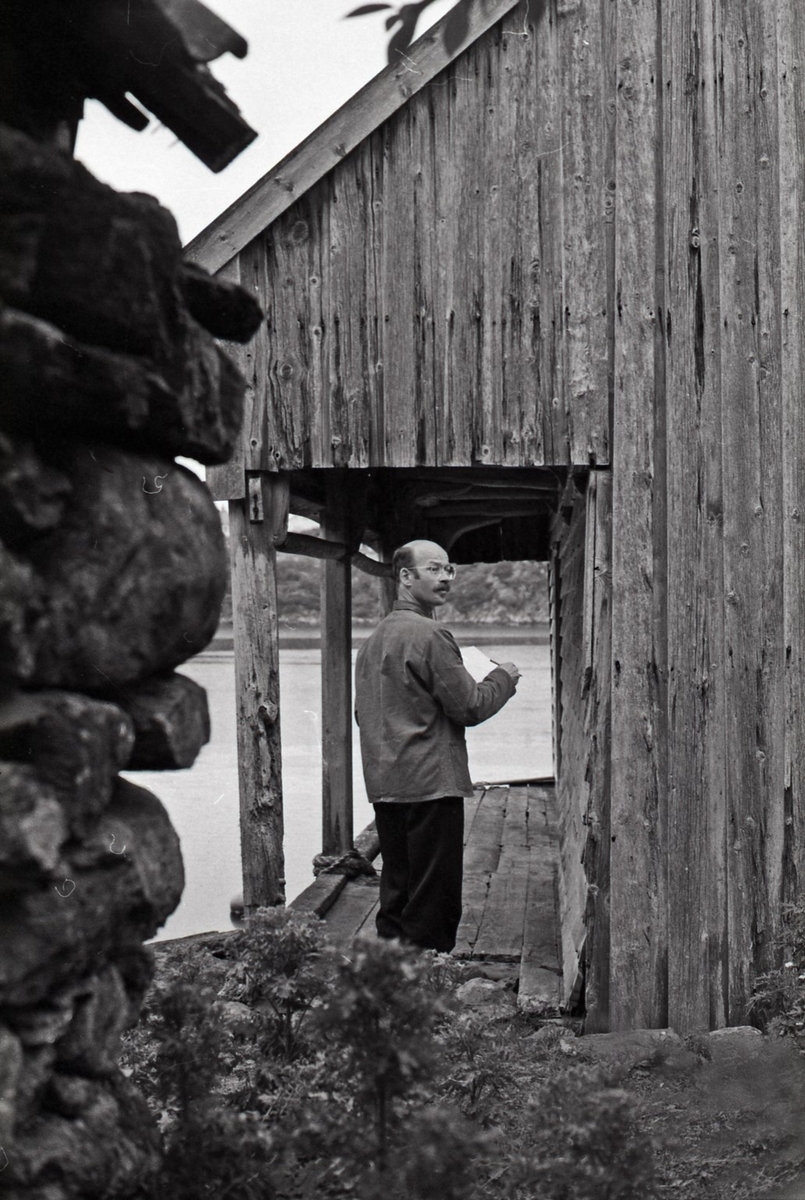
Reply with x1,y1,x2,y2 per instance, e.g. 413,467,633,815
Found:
293,783,563,1013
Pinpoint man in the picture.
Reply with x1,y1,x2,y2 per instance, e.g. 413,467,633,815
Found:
354,540,520,952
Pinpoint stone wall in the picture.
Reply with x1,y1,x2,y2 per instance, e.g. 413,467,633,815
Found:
0,123,261,1198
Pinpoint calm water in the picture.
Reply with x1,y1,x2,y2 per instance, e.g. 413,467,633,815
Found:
125,638,554,941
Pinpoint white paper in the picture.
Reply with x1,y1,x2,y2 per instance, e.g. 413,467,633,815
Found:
461,645,498,682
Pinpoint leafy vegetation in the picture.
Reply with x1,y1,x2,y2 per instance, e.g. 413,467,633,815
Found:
346,0,549,64
748,899,805,1044
220,553,549,628
124,909,805,1199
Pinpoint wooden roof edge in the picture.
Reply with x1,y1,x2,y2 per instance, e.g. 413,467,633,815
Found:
184,0,524,272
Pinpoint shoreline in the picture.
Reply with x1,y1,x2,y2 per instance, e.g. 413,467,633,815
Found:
207,621,550,653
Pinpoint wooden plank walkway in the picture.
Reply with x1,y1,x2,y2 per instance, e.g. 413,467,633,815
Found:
301,784,563,1012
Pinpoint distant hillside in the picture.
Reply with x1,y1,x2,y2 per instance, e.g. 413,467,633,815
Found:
220,549,548,627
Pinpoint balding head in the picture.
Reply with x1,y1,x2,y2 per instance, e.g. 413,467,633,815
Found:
391,540,448,585
392,540,453,609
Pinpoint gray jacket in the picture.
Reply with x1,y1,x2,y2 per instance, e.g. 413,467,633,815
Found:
354,599,517,803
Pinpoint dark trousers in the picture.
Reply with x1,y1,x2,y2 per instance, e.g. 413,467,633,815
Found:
373,797,465,953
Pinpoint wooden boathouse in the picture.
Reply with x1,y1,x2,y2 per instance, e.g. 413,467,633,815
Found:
186,0,805,1033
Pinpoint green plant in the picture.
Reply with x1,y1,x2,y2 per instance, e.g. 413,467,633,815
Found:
510,1065,658,1200
146,967,236,1117
314,937,454,1170
748,900,805,1042
442,1009,511,1114
362,1104,491,1200
221,907,329,1058
156,1107,276,1200
125,922,665,1200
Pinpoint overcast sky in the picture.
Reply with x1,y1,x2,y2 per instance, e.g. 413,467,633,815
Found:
74,0,455,244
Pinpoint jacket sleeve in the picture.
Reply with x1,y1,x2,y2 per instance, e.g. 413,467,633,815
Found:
418,627,517,727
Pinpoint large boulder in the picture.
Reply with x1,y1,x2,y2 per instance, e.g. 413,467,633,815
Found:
1,1071,161,1200
0,764,67,892
0,691,135,836
0,779,183,1008
0,124,262,465
116,672,211,770
21,445,226,691
0,431,71,547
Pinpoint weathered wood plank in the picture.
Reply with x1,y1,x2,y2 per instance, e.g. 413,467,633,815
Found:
609,0,666,1030
535,2,564,464
501,786,529,850
410,82,439,468
433,46,482,466
321,881,381,946
478,27,506,465
380,108,418,465
473,846,530,959
229,475,285,911
290,872,348,919
185,0,524,273
326,159,372,467
463,790,486,843
320,477,354,855
206,256,249,501
579,472,612,1029
778,0,805,916
719,0,784,1021
553,491,590,1008
526,784,557,849
663,0,728,1033
263,200,318,470
557,0,609,465
519,829,561,1011
463,787,507,874
510,4,545,464
454,871,492,957
364,131,386,465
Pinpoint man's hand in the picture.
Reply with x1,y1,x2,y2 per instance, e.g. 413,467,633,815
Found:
496,661,521,683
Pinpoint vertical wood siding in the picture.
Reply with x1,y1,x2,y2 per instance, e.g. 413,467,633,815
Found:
214,3,611,478
663,0,729,1031
778,0,805,919
718,0,784,1020
553,486,589,1002
553,473,613,1019
207,0,805,1030
607,0,804,1029
609,0,668,1030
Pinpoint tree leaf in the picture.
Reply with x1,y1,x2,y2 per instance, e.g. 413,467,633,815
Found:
443,0,471,56
387,5,422,62
345,3,392,15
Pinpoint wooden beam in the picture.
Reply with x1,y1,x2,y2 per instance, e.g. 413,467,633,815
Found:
184,0,523,272
425,502,550,520
320,476,353,855
276,531,342,559
413,487,559,506
352,551,392,579
276,532,391,578
609,0,667,1031
229,474,286,913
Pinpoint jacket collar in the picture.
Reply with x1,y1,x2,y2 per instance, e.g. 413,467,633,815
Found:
392,598,435,619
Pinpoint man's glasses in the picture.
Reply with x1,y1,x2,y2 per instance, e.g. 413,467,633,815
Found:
419,563,457,579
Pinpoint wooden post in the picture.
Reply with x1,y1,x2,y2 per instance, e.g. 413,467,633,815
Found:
229,472,288,911
320,474,354,855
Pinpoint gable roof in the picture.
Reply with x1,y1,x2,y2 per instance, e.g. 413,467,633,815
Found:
184,0,522,273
